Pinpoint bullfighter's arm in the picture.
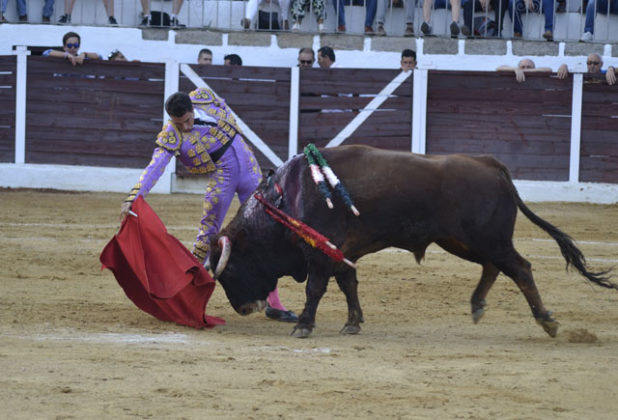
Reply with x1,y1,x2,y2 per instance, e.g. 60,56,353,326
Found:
120,147,173,221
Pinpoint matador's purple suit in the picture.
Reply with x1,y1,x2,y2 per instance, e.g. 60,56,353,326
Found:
125,88,262,263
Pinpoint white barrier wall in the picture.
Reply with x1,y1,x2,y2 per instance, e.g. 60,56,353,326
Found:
1,24,617,203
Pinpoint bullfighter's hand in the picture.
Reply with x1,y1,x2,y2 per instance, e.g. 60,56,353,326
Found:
120,201,132,223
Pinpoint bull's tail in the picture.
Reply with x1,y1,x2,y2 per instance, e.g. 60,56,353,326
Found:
499,165,616,290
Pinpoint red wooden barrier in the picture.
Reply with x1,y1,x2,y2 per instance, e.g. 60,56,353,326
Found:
25,57,165,168
426,71,572,181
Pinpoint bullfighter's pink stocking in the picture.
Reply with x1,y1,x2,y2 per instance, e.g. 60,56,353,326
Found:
267,288,287,311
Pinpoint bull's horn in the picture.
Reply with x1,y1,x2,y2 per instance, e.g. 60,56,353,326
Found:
214,236,232,278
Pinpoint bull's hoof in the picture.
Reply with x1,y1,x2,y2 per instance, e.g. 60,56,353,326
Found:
340,324,361,335
291,326,312,338
471,299,486,324
536,315,560,338
472,307,485,324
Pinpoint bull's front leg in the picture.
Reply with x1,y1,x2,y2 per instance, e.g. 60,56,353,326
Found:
292,267,330,339
334,268,363,335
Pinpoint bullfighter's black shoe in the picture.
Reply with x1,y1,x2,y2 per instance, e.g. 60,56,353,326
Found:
265,304,298,323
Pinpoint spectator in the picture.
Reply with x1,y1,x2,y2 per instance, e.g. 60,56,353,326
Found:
585,53,616,85
139,0,150,26
224,54,243,66
580,0,618,42
167,0,185,26
42,0,54,22
197,48,213,65
400,48,416,71
108,50,129,61
462,0,508,37
1,0,27,22
363,0,378,34
333,0,346,32
43,31,102,66
138,0,184,27
421,0,467,38
241,0,290,30
290,0,326,33
58,0,118,25
317,46,336,68
508,0,554,41
376,0,415,36
120,89,298,323
297,47,314,68
497,58,567,83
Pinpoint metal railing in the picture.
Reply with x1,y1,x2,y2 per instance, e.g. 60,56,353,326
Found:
0,0,617,41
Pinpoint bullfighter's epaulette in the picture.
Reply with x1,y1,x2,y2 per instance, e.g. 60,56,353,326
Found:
190,87,223,107
155,122,183,152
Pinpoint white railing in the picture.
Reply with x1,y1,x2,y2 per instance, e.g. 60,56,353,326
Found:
1,0,617,41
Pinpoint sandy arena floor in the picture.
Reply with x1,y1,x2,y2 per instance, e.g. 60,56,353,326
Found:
1,189,617,419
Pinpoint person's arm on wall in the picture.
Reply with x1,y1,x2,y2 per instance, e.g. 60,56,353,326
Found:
605,66,616,85
556,64,569,80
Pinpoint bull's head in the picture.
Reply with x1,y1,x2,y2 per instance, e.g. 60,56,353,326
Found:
211,162,309,316
210,214,308,317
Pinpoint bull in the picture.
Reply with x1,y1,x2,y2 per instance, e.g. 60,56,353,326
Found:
210,145,615,338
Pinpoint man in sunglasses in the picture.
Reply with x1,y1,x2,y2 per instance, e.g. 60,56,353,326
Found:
43,31,101,66
555,54,617,86
120,89,299,323
297,47,314,68
586,53,616,85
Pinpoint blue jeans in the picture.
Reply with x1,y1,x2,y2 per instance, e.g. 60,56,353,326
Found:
508,0,554,33
364,0,377,26
1,0,27,16
335,0,377,26
334,0,346,25
584,0,618,33
42,0,55,17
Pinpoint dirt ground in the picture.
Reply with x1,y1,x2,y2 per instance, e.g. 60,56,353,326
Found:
1,189,617,419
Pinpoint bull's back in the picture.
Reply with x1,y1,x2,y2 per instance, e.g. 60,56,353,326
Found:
318,146,517,253
322,145,507,203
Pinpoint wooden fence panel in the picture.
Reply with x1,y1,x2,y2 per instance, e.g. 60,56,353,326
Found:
298,68,413,151
179,65,291,172
0,56,16,163
25,57,165,168
580,76,618,183
426,71,572,181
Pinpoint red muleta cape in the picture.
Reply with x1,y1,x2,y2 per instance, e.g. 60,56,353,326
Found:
100,196,225,329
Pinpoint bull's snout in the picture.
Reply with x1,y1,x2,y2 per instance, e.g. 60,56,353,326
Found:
237,300,267,316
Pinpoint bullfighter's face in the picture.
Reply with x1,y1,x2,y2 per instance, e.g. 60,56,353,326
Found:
170,111,194,133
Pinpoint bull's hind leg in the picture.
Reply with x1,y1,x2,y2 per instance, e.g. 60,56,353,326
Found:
494,250,559,337
334,269,364,335
471,263,500,324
